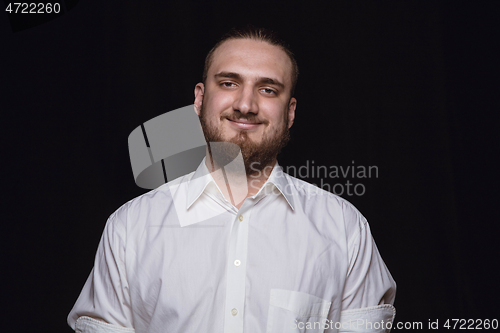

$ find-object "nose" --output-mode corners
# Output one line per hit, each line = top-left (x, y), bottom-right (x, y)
(232, 85), (259, 116)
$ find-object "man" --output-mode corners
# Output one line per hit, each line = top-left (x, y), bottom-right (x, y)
(68, 26), (396, 333)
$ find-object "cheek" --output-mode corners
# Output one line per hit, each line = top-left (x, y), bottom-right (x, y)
(207, 91), (233, 110)
(261, 101), (288, 125)
(204, 97), (234, 126)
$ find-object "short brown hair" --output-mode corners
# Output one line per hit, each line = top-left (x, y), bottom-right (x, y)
(203, 25), (299, 97)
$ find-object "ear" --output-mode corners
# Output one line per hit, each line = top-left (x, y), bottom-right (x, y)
(194, 83), (205, 116)
(287, 97), (297, 128)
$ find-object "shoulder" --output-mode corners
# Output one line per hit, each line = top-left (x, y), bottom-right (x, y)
(107, 171), (195, 231)
(283, 172), (367, 236)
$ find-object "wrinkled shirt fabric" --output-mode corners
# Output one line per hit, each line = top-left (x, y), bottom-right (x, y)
(68, 158), (396, 333)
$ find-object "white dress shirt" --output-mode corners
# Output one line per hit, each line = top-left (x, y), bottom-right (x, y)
(68, 157), (396, 333)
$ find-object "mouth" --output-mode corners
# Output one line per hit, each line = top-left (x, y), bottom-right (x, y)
(227, 118), (263, 130)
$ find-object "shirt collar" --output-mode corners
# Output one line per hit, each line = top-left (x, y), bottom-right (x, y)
(186, 156), (295, 211)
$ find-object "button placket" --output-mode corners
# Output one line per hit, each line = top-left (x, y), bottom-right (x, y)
(223, 208), (252, 333)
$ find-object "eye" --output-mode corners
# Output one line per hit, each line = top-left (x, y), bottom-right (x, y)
(261, 88), (277, 95)
(221, 82), (237, 88)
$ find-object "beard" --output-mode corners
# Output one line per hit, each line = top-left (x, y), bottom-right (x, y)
(198, 103), (291, 177)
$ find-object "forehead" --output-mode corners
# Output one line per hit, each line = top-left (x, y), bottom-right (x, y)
(209, 39), (293, 86)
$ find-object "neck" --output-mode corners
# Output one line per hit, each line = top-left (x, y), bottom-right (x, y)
(204, 151), (275, 209)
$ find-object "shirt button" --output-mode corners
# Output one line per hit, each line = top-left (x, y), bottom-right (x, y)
(238, 215), (243, 221)
(231, 308), (238, 316)
(234, 260), (241, 266)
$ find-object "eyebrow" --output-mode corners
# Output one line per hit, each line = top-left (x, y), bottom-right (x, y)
(214, 71), (285, 90)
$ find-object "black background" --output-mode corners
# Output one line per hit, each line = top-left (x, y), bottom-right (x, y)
(2, 1), (499, 332)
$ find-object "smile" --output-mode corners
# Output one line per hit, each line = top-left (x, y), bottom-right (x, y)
(227, 118), (262, 130)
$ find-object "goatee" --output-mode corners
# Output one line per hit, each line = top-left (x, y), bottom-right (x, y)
(198, 105), (290, 176)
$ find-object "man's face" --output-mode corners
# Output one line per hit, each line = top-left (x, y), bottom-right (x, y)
(194, 38), (296, 175)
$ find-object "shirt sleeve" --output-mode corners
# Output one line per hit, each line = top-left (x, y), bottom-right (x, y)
(67, 209), (134, 332)
(338, 203), (397, 332)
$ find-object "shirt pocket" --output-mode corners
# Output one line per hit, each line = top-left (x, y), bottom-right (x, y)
(266, 289), (332, 333)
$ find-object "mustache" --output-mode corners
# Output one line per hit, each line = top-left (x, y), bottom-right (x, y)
(222, 112), (267, 124)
